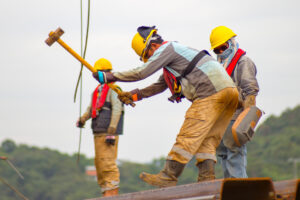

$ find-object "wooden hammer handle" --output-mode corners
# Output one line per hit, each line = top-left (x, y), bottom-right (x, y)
(56, 38), (96, 73)
(53, 36), (135, 107)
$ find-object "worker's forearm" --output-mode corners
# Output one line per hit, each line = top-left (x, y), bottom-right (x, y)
(238, 59), (259, 97)
(139, 75), (168, 98)
(108, 92), (123, 128)
(81, 105), (92, 122)
(113, 64), (155, 82)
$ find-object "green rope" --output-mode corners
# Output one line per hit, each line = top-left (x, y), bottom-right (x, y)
(0, 176), (29, 200)
(74, 0), (91, 103)
(76, 0), (91, 164)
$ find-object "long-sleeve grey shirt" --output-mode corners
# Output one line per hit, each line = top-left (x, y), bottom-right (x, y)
(231, 55), (259, 119)
(113, 41), (236, 102)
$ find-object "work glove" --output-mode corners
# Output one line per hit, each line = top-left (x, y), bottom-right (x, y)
(76, 117), (85, 128)
(105, 135), (116, 145)
(118, 91), (134, 105)
(118, 89), (142, 105)
(93, 71), (117, 84)
(243, 95), (256, 109)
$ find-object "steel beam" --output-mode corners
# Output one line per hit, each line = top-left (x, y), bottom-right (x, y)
(86, 178), (276, 200)
(274, 179), (300, 200)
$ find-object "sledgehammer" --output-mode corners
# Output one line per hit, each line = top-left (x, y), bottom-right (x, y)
(45, 27), (135, 107)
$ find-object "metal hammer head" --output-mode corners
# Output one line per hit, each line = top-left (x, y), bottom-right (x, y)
(45, 27), (64, 46)
(0, 156), (7, 160)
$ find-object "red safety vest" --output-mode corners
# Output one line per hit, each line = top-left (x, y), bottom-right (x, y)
(91, 84), (109, 118)
(226, 48), (246, 76)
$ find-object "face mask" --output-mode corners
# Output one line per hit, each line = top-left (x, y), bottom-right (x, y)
(219, 41), (234, 60)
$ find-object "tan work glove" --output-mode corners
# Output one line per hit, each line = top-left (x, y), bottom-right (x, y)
(76, 117), (85, 128)
(243, 95), (256, 109)
(118, 91), (134, 105)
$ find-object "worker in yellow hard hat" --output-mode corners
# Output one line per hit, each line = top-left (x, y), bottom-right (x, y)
(209, 26), (259, 178)
(93, 26), (238, 187)
(77, 58), (124, 197)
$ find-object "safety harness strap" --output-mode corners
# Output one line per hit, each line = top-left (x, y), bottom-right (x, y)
(163, 50), (210, 103)
(181, 50), (210, 78)
(226, 48), (246, 76)
(92, 84), (109, 118)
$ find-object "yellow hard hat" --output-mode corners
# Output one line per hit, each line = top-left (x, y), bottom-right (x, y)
(210, 26), (237, 50)
(131, 26), (157, 62)
(94, 58), (112, 71)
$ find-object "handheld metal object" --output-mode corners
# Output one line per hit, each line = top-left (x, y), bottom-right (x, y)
(45, 27), (135, 107)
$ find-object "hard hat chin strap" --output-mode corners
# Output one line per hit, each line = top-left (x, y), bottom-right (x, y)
(140, 33), (163, 61)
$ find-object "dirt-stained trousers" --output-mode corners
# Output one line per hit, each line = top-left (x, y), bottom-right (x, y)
(94, 134), (119, 192)
(167, 87), (239, 165)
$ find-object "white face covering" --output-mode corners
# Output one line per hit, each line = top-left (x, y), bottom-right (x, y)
(217, 37), (239, 68)
(219, 41), (234, 60)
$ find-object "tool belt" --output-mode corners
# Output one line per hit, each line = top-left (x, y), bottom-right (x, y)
(163, 50), (210, 103)
(227, 106), (262, 148)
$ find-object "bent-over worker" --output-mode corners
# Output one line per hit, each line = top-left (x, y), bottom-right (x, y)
(93, 26), (238, 187)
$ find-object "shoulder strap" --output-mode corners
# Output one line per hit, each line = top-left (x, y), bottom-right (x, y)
(182, 50), (210, 78)
(91, 84), (110, 118)
(226, 48), (246, 76)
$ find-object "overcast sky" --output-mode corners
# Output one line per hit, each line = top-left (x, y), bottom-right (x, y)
(0, 0), (299, 163)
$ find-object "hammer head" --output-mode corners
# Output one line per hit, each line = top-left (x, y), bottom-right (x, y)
(0, 156), (7, 160)
(45, 27), (64, 46)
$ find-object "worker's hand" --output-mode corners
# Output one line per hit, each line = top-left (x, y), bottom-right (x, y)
(118, 91), (134, 105)
(107, 127), (117, 135)
(243, 95), (256, 109)
(118, 89), (142, 105)
(105, 135), (116, 145)
(93, 71), (107, 84)
(93, 71), (117, 84)
(76, 118), (85, 128)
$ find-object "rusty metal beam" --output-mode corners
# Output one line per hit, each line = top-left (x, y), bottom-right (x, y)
(274, 179), (300, 200)
(86, 178), (276, 200)
(87, 180), (222, 200)
(297, 180), (300, 200)
(221, 178), (276, 200)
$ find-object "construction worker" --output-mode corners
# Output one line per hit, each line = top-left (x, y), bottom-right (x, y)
(93, 26), (238, 187)
(210, 26), (259, 178)
(76, 58), (124, 196)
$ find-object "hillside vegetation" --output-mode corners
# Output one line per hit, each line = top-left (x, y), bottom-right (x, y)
(0, 105), (299, 199)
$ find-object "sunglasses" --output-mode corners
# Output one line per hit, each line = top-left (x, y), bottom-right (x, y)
(213, 43), (229, 54)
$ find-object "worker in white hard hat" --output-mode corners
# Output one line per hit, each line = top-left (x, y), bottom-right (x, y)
(77, 58), (124, 196)
(209, 26), (259, 178)
(93, 26), (238, 187)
